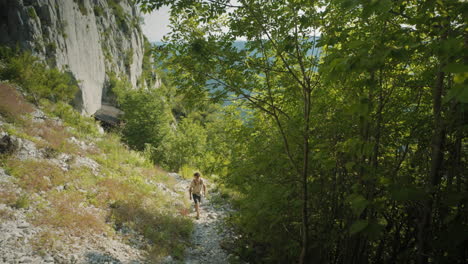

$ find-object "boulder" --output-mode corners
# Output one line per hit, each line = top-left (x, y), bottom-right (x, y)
(0, 134), (17, 154)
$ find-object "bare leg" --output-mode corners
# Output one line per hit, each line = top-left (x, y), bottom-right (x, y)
(195, 203), (200, 218)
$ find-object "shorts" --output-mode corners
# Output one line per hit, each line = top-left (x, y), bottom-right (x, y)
(192, 194), (202, 204)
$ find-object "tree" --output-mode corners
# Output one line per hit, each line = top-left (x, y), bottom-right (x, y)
(136, 0), (468, 263)
(138, 0), (324, 262)
(112, 75), (171, 152)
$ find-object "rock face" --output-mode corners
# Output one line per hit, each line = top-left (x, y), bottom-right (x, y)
(0, 0), (146, 115)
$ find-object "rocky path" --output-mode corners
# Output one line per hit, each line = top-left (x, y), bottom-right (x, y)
(173, 176), (231, 264)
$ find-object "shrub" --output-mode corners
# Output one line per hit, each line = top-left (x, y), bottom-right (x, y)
(73, 0), (88, 16)
(93, 5), (105, 17)
(0, 48), (79, 104)
(0, 83), (34, 122)
(111, 75), (171, 153)
(40, 100), (100, 138)
(14, 194), (30, 209)
(27, 7), (38, 20)
(124, 48), (134, 72)
(31, 230), (60, 253)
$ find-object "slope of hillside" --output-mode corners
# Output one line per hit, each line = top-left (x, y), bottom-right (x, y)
(0, 82), (193, 263)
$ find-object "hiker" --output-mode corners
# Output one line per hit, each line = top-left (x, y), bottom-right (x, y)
(189, 172), (206, 219)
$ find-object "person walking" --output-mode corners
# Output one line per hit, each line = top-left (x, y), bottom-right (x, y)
(189, 172), (206, 219)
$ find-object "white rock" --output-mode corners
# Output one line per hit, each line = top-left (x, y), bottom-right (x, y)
(43, 255), (54, 263)
(17, 222), (30, 229)
(73, 156), (100, 175)
(0, 167), (12, 183)
(19, 256), (33, 263)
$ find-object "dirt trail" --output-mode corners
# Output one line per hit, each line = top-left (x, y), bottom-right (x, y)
(174, 176), (231, 264)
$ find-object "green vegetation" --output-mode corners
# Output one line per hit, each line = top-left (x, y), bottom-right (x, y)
(110, 72), (171, 152)
(0, 46), (193, 260)
(73, 0), (88, 16)
(109, 0), (130, 33)
(27, 7), (38, 20)
(124, 48), (134, 73)
(0, 47), (78, 105)
(138, 37), (155, 88)
(93, 5), (105, 17)
(135, 0), (468, 263)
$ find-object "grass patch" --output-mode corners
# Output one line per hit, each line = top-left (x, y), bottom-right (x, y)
(1, 123), (39, 144)
(31, 230), (61, 254)
(24, 119), (80, 154)
(110, 197), (193, 260)
(0, 207), (15, 220)
(41, 100), (100, 139)
(0, 182), (18, 206)
(0, 83), (34, 122)
(6, 158), (66, 192)
(35, 190), (107, 235)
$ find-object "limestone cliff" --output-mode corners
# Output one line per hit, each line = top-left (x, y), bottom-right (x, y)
(0, 0), (146, 115)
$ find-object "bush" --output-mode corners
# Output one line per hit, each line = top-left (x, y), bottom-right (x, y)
(41, 100), (100, 138)
(0, 48), (79, 104)
(111, 73), (171, 153)
(93, 5), (105, 17)
(14, 194), (30, 209)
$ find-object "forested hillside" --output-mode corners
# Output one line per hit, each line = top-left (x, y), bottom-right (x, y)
(129, 0), (466, 263)
(0, 0), (466, 263)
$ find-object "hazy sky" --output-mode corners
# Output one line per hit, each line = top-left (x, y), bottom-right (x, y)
(141, 6), (171, 43)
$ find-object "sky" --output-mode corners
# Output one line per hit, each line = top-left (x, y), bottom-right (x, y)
(141, 6), (171, 43)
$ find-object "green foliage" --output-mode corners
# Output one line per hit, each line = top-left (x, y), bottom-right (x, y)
(138, 0), (468, 263)
(27, 7), (38, 20)
(110, 73), (171, 152)
(157, 117), (207, 171)
(124, 48), (134, 72)
(138, 38), (156, 88)
(0, 48), (79, 104)
(108, 0), (130, 33)
(73, 0), (88, 16)
(14, 194), (30, 209)
(40, 100), (100, 137)
(93, 5), (105, 17)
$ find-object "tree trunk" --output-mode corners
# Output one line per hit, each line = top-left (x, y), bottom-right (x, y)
(417, 66), (446, 264)
(299, 90), (311, 264)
